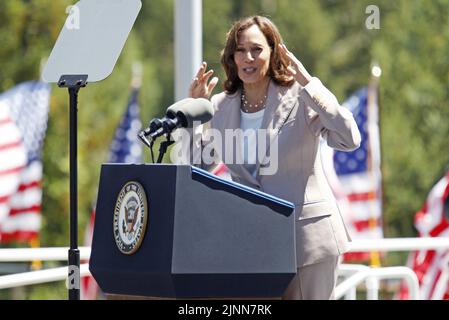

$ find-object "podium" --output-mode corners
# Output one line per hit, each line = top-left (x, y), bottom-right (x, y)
(89, 164), (296, 298)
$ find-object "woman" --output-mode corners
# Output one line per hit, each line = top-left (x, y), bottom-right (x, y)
(187, 15), (361, 300)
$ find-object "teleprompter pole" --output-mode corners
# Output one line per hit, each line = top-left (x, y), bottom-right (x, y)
(58, 75), (88, 301)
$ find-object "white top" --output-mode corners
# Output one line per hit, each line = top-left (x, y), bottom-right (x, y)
(240, 108), (265, 177)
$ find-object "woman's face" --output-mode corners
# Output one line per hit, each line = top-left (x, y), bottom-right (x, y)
(234, 24), (271, 86)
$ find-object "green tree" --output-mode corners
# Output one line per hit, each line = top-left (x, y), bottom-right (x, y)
(373, 0), (449, 238)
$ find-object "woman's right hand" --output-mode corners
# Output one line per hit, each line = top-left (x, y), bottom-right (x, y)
(189, 62), (219, 99)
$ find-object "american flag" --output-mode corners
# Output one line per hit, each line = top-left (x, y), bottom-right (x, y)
(321, 85), (383, 262)
(81, 87), (142, 299)
(106, 88), (143, 164)
(0, 81), (51, 243)
(398, 171), (449, 300)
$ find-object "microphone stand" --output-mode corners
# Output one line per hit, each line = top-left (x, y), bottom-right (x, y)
(156, 134), (175, 163)
(138, 130), (174, 164)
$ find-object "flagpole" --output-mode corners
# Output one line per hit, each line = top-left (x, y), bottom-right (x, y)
(368, 62), (382, 268)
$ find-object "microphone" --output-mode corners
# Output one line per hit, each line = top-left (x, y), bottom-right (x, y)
(141, 98), (214, 141)
(166, 97), (214, 128)
(141, 98), (194, 136)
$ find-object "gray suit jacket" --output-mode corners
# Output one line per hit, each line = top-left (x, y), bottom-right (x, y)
(178, 77), (361, 267)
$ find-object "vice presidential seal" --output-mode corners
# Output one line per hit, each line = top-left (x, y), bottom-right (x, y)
(113, 181), (148, 255)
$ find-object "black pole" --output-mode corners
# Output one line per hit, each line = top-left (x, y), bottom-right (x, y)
(58, 75), (87, 301)
(68, 86), (80, 300)
(157, 137), (174, 164)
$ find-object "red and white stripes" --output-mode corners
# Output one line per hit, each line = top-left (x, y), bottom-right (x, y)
(399, 172), (449, 300)
(0, 102), (41, 243)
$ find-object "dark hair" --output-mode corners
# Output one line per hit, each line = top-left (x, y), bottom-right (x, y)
(220, 16), (294, 94)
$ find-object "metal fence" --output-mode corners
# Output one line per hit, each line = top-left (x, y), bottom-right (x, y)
(1, 237), (449, 299)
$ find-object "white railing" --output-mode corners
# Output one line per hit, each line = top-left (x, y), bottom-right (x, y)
(348, 237), (449, 252)
(0, 247), (92, 290)
(0, 264), (91, 289)
(0, 238), (448, 299)
(335, 237), (449, 300)
(336, 264), (420, 300)
(0, 246), (91, 262)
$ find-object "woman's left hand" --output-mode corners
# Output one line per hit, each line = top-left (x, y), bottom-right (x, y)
(279, 43), (312, 87)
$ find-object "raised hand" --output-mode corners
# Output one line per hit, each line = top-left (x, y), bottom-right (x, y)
(189, 62), (219, 99)
(278, 43), (312, 87)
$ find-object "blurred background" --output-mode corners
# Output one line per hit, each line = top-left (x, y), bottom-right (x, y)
(0, 0), (448, 299)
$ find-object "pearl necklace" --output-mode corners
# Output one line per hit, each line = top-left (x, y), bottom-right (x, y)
(241, 89), (267, 112)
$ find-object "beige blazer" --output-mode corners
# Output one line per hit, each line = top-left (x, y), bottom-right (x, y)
(181, 77), (361, 267)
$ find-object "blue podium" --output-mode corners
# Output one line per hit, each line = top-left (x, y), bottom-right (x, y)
(89, 164), (296, 298)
